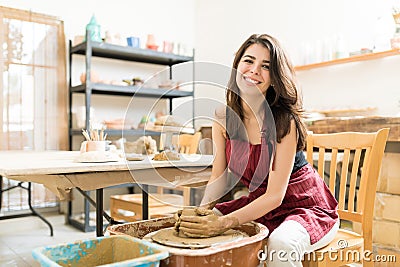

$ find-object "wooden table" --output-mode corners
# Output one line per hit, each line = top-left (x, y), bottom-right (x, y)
(0, 151), (213, 236)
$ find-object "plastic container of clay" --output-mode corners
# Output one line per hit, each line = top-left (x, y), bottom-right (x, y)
(107, 217), (269, 267)
(32, 235), (169, 267)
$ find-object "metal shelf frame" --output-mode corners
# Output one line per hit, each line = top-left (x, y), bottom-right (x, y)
(70, 40), (193, 65)
(70, 83), (193, 98)
(67, 31), (195, 232)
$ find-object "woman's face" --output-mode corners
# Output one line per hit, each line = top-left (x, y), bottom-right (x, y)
(236, 43), (271, 96)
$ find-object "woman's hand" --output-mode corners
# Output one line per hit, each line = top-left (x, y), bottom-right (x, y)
(178, 207), (239, 238)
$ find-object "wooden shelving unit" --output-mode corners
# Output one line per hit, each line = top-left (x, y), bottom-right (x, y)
(295, 49), (400, 71)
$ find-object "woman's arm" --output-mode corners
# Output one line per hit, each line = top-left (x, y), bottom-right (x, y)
(226, 120), (298, 224)
(200, 120), (229, 208)
(179, 120), (298, 237)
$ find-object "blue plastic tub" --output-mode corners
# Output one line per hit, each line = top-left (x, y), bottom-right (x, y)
(32, 235), (169, 267)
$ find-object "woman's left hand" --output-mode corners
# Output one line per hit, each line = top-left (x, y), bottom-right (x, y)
(178, 208), (239, 238)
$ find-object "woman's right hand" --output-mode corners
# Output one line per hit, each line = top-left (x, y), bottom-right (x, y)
(178, 208), (239, 238)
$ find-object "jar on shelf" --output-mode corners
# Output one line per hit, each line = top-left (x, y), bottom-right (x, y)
(390, 30), (400, 49)
(146, 34), (159, 50)
(334, 35), (348, 59)
(86, 15), (102, 42)
(391, 12), (400, 49)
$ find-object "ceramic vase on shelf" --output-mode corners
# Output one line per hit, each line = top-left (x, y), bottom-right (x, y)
(86, 15), (102, 42)
(391, 12), (400, 49)
(146, 34), (159, 50)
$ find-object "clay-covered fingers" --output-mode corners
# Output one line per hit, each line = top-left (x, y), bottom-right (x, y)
(194, 207), (214, 216)
(173, 209), (183, 222)
(179, 217), (207, 228)
(179, 225), (214, 237)
(179, 220), (220, 238)
(179, 215), (223, 237)
(173, 209), (183, 232)
(180, 214), (240, 238)
(179, 214), (207, 223)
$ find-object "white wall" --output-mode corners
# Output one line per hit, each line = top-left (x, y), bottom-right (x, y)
(194, 0), (400, 118)
(1, 0), (196, 129)
(1, 0), (195, 46)
(2, 0), (400, 127)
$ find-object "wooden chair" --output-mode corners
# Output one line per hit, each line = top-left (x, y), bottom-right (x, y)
(172, 132), (202, 154)
(302, 128), (389, 267)
(110, 132), (202, 222)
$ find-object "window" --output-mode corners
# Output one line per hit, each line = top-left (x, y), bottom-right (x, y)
(0, 6), (67, 211)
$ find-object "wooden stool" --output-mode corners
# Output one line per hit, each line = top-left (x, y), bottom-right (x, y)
(110, 193), (184, 222)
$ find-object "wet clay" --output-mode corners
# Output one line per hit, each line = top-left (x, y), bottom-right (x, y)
(175, 208), (196, 237)
(107, 218), (270, 267)
(153, 151), (180, 161)
(148, 227), (248, 249)
(175, 207), (225, 238)
(108, 217), (176, 238)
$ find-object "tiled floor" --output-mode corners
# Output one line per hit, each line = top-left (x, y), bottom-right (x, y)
(0, 212), (398, 266)
(0, 212), (95, 266)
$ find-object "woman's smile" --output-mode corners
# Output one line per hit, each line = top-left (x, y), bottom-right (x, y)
(243, 75), (262, 85)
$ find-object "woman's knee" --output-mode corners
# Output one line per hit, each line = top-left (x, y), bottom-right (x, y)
(267, 221), (310, 260)
(267, 232), (298, 252)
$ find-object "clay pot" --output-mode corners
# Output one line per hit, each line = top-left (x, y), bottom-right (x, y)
(80, 71), (100, 84)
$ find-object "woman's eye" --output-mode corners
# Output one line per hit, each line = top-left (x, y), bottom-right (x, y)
(243, 59), (253, 64)
(262, 65), (270, 70)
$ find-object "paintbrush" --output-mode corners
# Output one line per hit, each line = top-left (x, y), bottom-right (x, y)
(82, 129), (91, 141)
(100, 129), (104, 141)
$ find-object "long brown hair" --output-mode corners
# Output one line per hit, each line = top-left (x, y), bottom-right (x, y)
(226, 34), (307, 151)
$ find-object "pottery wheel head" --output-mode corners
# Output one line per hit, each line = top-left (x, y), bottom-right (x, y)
(145, 227), (248, 249)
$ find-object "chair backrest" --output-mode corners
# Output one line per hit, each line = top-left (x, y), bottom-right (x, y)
(306, 128), (389, 250)
(156, 132), (202, 205)
(173, 132), (202, 154)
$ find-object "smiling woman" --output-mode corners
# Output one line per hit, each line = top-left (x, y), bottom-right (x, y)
(178, 34), (339, 267)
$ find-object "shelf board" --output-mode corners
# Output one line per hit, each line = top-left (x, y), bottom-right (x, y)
(70, 129), (162, 136)
(70, 127), (195, 136)
(70, 41), (193, 65)
(144, 125), (195, 134)
(295, 49), (400, 71)
(70, 83), (194, 98)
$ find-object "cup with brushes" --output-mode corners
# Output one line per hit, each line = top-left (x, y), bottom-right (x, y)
(75, 128), (119, 163)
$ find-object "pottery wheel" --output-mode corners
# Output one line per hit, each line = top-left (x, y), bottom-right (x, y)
(144, 227), (248, 249)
